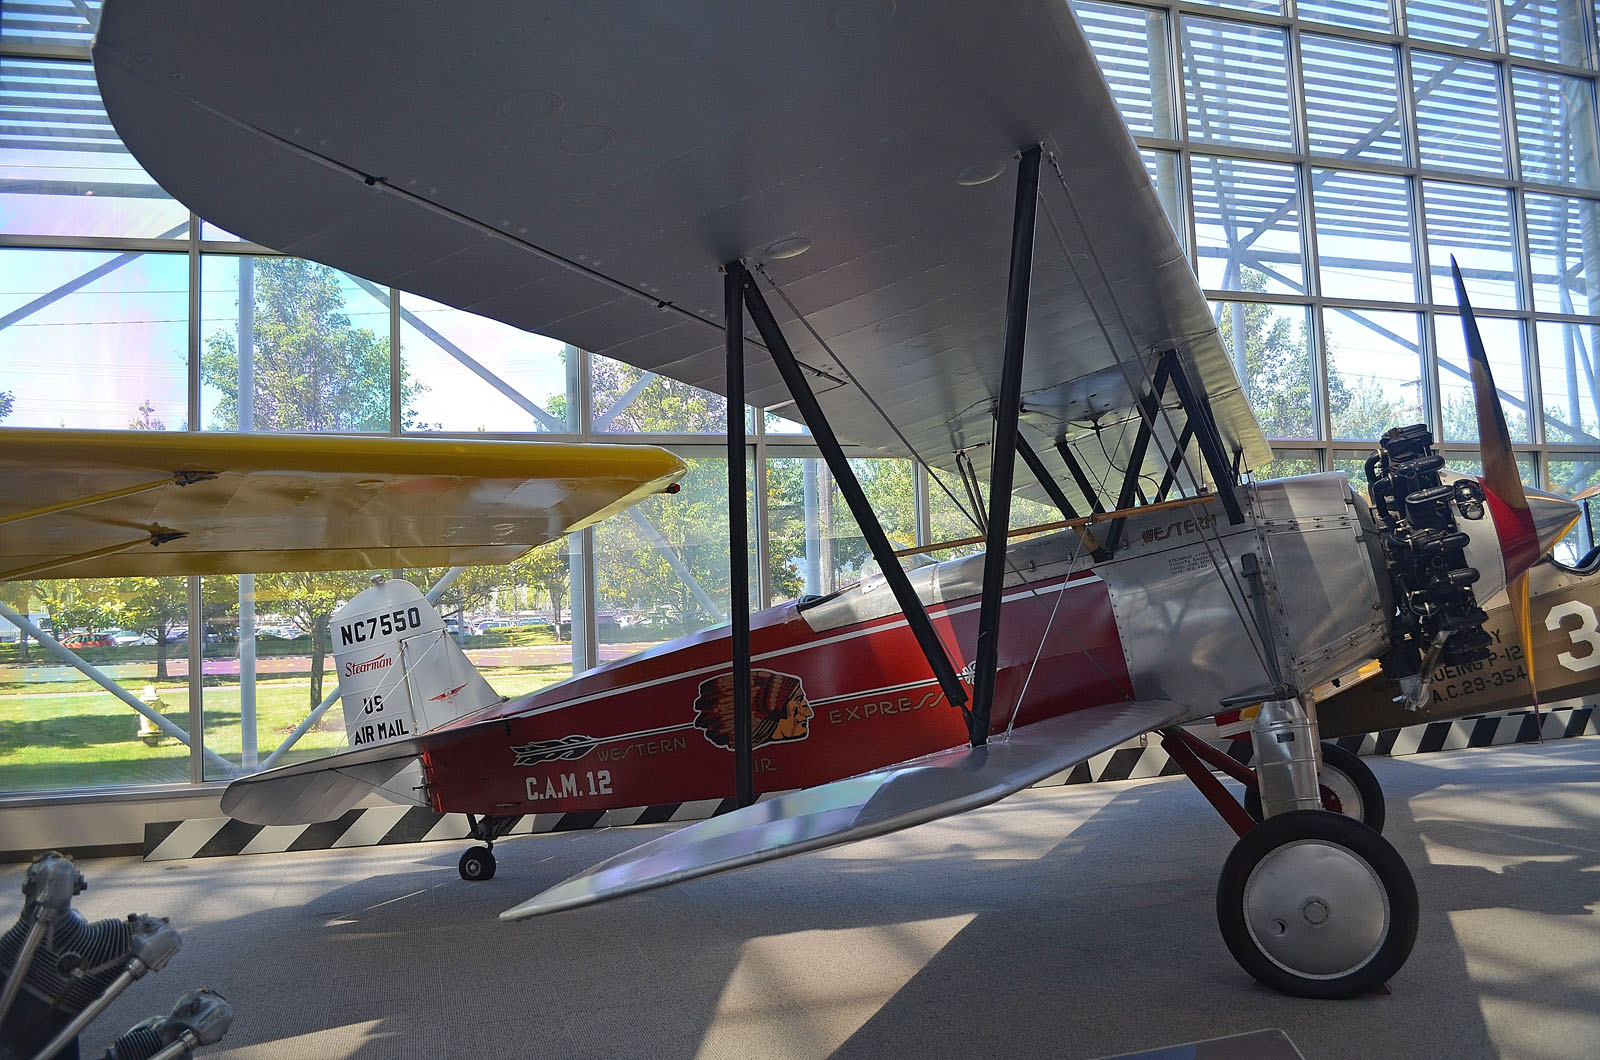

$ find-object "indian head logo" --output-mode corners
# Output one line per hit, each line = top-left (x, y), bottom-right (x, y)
(694, 669), (813, 750)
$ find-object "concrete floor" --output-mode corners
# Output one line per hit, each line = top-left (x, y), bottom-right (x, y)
(10, 737), (1598, 1060)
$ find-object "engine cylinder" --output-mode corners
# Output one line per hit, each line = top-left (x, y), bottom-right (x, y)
(1365, 424), (1494, 680)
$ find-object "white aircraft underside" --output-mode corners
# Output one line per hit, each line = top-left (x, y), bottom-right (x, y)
(92, 0), (1271, 505)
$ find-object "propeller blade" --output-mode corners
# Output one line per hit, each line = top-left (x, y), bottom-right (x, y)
(1451, 256), (1540, 577)
(1509, 570), (1542, 728)
(1452, 256), (1574, 731)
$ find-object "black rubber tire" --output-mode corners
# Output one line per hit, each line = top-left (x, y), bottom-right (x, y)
(459, 846), (496, 881)
(1217, 810), (1418, 998)
(1243, 742), (1386, 833)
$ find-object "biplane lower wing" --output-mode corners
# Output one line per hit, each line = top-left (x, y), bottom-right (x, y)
(219, 739), (425, 826)
(501, 698), (1188, 921)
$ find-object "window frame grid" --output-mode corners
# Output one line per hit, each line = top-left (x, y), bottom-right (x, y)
(1134, 0), (1600, 468)
(6, 1), (1600, 800)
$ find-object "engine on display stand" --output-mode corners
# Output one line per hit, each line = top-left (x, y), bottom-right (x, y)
(0, 853), (232, 1060)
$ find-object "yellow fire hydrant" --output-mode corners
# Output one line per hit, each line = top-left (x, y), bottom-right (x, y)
(138, 685), (165, 742)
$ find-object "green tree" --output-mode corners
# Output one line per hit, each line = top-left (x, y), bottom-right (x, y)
(1217, 276), (1405, 445)
(201, 258), (424, 431)
(0, 581), (36, 661)
(814, 460), (917, 582)
(508, 542), (570, 637)
(200, 258), (431, 707)
(256, 570), (375, 708)
(567, 359), (736, 629)
(104, 577), (234, 681)
(1330, 375), (1411, 444)
(403, 566), (511, 626)
(1441, 390), (1529, 445)
(110, 578), (184, 678)
(1218, 299), (1318, 439)
(128, 398), (165, 431)
(766, 457), (997, 601)
(581, 357), (727, 434)
(596, 459), (731, 630)
(0, 390), (12, 421)
(764, 458), (807, 602)
(31, 580), (111, 639)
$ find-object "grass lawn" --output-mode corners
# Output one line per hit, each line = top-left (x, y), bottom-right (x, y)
(0, 662), (572, 794)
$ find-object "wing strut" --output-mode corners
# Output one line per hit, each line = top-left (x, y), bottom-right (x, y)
(1016, 435), (1105, 559)
(1101, 357), (1172, 554)
(1156, 422), (1197, 503)
(733, 262), (971, 719)
(724, 267), (755, 809)
(969, 145), (1043, 746)
(1100, 346), (1246, 554)
(1053, 437), (1107, 516)
(1160, 347), (1245, 525)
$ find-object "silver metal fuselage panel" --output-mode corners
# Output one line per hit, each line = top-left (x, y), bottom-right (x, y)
(1098, 474), (1389, 712)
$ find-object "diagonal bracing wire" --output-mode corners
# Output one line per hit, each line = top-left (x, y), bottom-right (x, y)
(1041, 151), (1277, 687)
(752, 245), (1140, 713)
(750, 262), (985, 535)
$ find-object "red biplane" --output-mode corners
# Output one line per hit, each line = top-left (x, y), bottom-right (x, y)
(85, 0), (1586, 998)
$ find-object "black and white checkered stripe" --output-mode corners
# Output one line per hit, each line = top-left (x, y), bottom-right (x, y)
(144, 705), (1597, 861)
(145, 793), (796, 861)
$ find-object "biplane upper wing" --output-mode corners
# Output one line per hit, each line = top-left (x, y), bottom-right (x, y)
(92, 0), (1272, 511)
(0, 428), (685, 579)
(501, 698), (1188, 920)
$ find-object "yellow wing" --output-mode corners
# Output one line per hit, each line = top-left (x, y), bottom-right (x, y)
(0, 429), (685, 580)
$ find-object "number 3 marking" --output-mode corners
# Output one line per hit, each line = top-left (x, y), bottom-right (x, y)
(1547, 600), (1600, 672)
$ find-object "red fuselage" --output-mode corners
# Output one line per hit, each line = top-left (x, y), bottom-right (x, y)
(421, 571), (1130, 816)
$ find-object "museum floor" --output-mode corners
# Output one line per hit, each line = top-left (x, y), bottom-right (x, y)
(14, 737), (1598, 1059)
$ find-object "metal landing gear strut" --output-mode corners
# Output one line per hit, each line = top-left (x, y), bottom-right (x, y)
(1161, 697), (1417, 998)
(1243, 741), (1386, 833)
(459, 814), (518, 881)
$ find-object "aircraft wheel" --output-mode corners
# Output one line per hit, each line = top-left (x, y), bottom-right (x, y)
(459, 846), (496, 882)
(1244, 742), (1385, 832)
(1216, 810), (1417, 999)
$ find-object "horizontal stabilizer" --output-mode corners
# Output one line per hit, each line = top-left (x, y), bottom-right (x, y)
(501, 698), (1187, 921)
(220, 740), (424, 825)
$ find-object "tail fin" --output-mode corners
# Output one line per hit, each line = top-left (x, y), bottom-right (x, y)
(331, 577), (501, 749)
(222, 579), (500, 825)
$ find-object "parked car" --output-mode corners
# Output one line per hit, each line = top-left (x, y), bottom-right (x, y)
(104, 628), (156, 647)
(60, 632), (115, 649)
(255, 625), (305, 640)
(557, 615), (618, 638)
(166, 624), (225, 644)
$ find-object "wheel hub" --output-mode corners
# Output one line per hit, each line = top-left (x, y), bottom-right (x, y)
(1243, 839), (1389, 978)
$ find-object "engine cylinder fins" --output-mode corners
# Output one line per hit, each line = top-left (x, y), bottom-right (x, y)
(1366, 424), (1495, 677)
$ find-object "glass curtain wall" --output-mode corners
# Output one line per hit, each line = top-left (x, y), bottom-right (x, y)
(6, 0), (1600, 796)
(1076, 0), (1600, 535)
